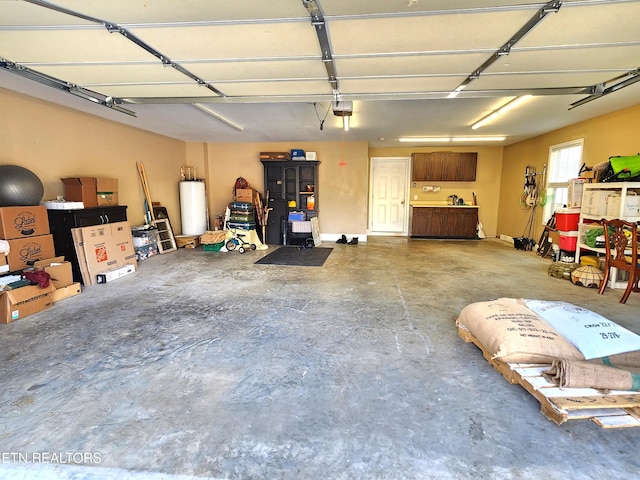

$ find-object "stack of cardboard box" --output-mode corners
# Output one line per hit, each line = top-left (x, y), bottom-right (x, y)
(0, 206), (58, 323)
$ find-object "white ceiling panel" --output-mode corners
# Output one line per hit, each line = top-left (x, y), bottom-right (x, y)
(184, 59), (328, 82)
(518, 3), (640, 47)
(50, 0), (310, 24)
(472, 71), (624, 90)
(211, 80), (333, 97)
(1, 0), (639, 148)
(0, 29), (155, 63)
(92, 83), (222, 98)
(32, 63), (191, 86)
(335, 53), (490, 77)
(130, 23), (321, 60)
(320, 0), (542, 16)
(0, 1), (92, 26)
(340, 77), (463, 95)
(328, 10), (534, 55)
(486, 45), (640, 74)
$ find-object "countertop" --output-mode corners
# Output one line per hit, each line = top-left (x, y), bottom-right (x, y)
(410, 201), (479, 208)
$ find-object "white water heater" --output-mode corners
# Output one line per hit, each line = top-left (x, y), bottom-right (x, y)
(179, 180), (207, 235)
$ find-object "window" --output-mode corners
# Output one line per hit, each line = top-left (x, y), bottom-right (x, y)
(543, 139), (584, 222)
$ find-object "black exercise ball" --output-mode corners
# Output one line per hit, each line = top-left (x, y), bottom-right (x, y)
(0, 164), (45, 206)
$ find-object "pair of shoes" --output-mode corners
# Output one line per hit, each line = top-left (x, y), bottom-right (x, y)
(348, 237), (358, 245)
(336, 234), (347, 244)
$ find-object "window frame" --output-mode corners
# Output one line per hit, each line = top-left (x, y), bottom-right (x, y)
(543, 139), (584, 223)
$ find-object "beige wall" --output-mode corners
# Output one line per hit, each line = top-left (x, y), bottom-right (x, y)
(498, 103), (640, 242)
(369, 146), (504, 237)
(1, 88), (187, 230)
(4, 85), (639, 243)
(187, 141), (370, 237)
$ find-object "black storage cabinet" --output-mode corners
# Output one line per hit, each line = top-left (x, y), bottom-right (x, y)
(261, 160), (319, 245)
(47, 206), (128, 284)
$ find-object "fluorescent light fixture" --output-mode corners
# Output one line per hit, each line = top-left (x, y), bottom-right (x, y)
(193, 103), (245, 132)
(398, 137), (450, 143)
(472, 95), (531, 129)
(452, 136), (506, 142)
(399, 136), (505, 142)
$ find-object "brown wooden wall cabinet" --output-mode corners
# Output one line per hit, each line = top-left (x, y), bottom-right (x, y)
(411, 152), (477, 181)
(410, 207), (478, 238)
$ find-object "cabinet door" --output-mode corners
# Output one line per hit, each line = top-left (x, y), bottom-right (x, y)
(456, 153), (477, 181)
(449, 208), (478, 238)
(264, 164), (284, 199)
(411, 208), (428, 236)
(411, 153), (429, 181)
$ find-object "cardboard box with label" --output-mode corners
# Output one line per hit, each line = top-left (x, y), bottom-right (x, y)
(72, 221), (136, 286)
(6, 234), (56, 271)
(235, 188), (254, 203)
(0, 283), (54, 324)
(61, 177), (119, 208)
(0, 205), (50, 240)
(96, 177), (119, 206)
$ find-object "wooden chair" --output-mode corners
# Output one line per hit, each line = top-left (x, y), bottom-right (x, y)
(598, 218), (640, 303)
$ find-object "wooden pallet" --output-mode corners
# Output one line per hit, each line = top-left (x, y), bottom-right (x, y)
(458, 325), (640, 429)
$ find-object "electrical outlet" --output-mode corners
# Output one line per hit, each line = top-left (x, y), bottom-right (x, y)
(433, 186), (441, 192)
(412, 182), (417, 187)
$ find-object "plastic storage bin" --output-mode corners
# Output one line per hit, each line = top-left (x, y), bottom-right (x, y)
(555, 208), (581, 231)
(558, 230), (578, 251)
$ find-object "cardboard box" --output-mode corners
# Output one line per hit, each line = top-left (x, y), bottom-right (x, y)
(52, 282), (81, 302)
(32, 256), (73, 289)
(199, 230), (226, 245)
(567, 178), (586, 208)
(61, 177), (118, 208)
(582, 190), (609, 216)
(6, 234), (56, 271)
(0, 254), (7, 274)
(96, 177), (118, 206)
(0, 283), (54, 324)
(62, 177), (97, 208)
(175, 235), (200, 249)
(71, 228), (91, 286)
(0, 205), (50, 239)
(235, 188), (254, 203)
(72, 221), (136, 286)
(96, 264), (136, 283)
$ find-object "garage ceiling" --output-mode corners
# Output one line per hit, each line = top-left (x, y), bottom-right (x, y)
(1, 0), (639, 147)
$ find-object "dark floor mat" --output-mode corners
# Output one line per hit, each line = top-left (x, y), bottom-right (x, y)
(254, 246), (333, 266)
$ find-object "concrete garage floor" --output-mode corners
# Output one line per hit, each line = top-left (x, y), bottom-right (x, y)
(1, 237), (639, 480)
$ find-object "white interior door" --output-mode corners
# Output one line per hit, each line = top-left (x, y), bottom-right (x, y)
(369, 157), (411, 234)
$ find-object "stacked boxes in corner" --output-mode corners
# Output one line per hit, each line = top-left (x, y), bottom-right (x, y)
(0, 205), (57, 323)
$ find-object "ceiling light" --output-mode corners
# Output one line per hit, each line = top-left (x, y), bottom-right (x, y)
(398, 137), (450, 143)
(193, 103), (245, 132)
(343, 116), (350, 132)
(452, 136), (506, 142)
(398, 136), (506, 142)
(472, 95), (531, 129)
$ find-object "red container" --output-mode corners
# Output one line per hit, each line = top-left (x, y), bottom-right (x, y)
(558, 230), (578, 251)
(555, 208), (581, 231)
